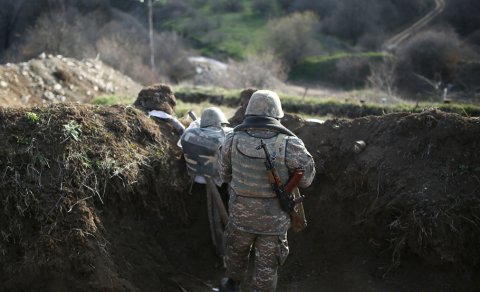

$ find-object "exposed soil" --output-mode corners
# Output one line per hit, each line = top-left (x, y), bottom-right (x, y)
(1, 91), (480, 291)
(0, 53), (141, 107)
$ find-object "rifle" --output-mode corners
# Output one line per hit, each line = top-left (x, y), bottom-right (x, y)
(256, 139), (307, 232)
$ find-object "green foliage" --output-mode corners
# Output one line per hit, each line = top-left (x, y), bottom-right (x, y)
(175, 100), (237, 120)
(24, 112), (40, 124)
(16, 136), (33, 145)
(265, 11), (320, 67)
(33, 153), (50, 168)
(289, 52), (388, 87)
(63, 121), (82, 142)
(166, 6), (268, 59)
(174, 86), (480, 119)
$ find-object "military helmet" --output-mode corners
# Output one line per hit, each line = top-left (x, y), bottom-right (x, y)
(200, 107), (229, 128)
(244, 90), (284, 118)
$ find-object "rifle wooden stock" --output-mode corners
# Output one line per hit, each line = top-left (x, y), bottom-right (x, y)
(285, 169), (305, 193)
(258, 140), (307, 232)
(287, 170), (307, 232)
(290, 190), (307, 233)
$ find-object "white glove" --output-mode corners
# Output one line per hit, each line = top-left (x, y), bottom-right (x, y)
(148, 110), (172, 120)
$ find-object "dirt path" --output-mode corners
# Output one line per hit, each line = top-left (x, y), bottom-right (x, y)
(383, 0), (446, 50)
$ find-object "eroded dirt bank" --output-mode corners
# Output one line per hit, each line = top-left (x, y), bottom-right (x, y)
(1, 104), (479, 291)
(0, 54), (141, 107)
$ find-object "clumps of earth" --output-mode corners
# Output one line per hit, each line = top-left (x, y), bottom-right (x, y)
(1, 82), (480, 290)
(0, 53), (141, 107)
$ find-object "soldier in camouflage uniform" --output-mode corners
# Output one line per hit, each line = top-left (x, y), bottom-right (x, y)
(180, 107), (232, 182)
(218, 90), (316, 292)
(179, 107), (232, 255)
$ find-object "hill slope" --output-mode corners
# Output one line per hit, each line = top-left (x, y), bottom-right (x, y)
(0, 54), (141, 107)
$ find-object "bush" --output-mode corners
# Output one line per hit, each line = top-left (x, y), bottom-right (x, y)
(251, 0), (278, 16)
(154, 31), (195, 83)
(367, 57), (397, 97)
(322, 0), (379, 45)
(289, 52), (386, 88)
(290, 0), (337, 18)
(189, 53), (285, 89)
(442, 0), (480, 36)
(19, 8), (99, 59)
(265, 11), (320, 68)
(320, 0), (431, 46)
(225, 53), (286, 88)
(335, 56), (373, 88)
(395, 29), (464, 96)
(96, 34), (159, 85)
(210, 0), (244, 13)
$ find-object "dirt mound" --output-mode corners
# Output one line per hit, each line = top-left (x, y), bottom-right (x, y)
(282, 110), (480, 291)
(133, 84), (177, 115)
(0, 104), (203, 291)
(1, 102), (480, 291)
(0, 54), (141, 107)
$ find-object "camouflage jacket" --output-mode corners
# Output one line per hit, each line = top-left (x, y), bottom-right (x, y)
(219, 129), (316, 235)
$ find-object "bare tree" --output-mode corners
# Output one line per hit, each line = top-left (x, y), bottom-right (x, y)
(367, 58), (397, 97)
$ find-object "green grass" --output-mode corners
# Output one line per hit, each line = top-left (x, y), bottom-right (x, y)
(289, 52), (390, 86)
(90, 95), (134, 106)
(175, 100), (238, 120)
(87, 87), (480, 120)
(24, 112), (40, 124)
(173, 86), (480, 119)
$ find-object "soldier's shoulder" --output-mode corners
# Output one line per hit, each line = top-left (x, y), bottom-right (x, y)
(285, 135), (306, 146)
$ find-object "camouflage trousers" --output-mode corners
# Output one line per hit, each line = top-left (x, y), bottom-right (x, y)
(224, 223), (289, 292)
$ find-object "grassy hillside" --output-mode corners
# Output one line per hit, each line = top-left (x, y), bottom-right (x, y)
(289, 52), (389, 87)
(160, 1), (268, 59)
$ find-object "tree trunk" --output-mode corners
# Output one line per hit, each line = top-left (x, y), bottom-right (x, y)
(148, 0), (155, 72)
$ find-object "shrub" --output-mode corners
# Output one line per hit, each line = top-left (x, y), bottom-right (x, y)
(289, 52), (386, 88)
(442, 0), (480, 36)
(24, 112), (40, 124)
(210, 0), (244, 13)
(265, 11), (320, 68)
(189, 53), (285, 89)
(20, 8), (98, 59)
(96, 34), (159, 85)
(154, 31), (195, 83)
(367, 57), (397, 97)
(395, 29), (464, 96)
(290, 0), (337, 18)
(251, 0), (278, 16)
(335, 56), (373, 88)
(225, 53), (286, 88)
(322, 0), (379, 45)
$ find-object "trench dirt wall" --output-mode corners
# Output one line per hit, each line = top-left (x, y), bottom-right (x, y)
(1, 104), (479, 291)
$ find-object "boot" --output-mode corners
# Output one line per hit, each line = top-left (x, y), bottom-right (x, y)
(218, 277), (240, 292)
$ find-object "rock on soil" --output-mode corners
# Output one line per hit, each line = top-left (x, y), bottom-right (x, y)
(0, 102), (480, 291)
(0, 53), (142, 107)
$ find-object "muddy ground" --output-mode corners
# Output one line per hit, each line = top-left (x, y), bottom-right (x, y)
(1, 98), (480, 291)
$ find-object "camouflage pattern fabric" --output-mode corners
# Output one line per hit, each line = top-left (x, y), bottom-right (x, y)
(218, 128), (315, 291)
(230, 132), (289, 198)
(180, 126), (232, 179)
(224, 223), (289, 292)
(245, 90), (284, 118)
(219, 129), (315, 235)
